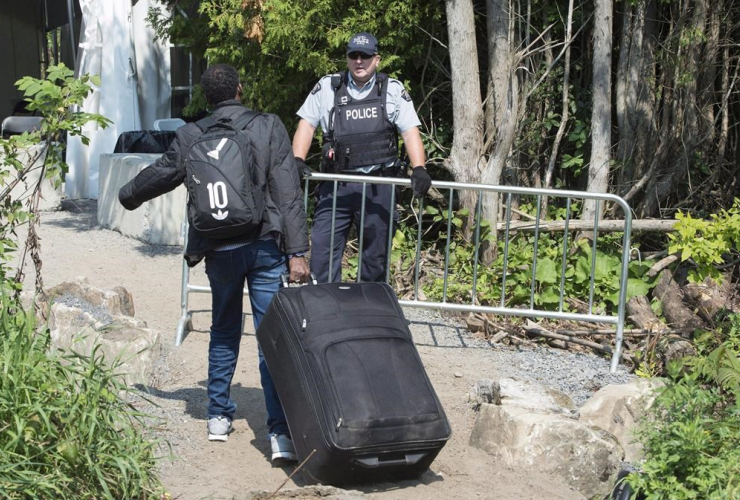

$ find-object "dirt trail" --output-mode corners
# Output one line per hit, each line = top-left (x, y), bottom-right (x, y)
(20, 200), (586, 500)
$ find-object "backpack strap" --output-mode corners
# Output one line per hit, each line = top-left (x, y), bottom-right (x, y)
(194, 116), (218, 131)
(194, 110), (260, 132)
(231, 110), (261, 130)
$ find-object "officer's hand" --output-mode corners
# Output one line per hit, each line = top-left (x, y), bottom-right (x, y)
(288, 256), (310, 283)
(295, 157), (312, 178)
(410, 166), (432, 197)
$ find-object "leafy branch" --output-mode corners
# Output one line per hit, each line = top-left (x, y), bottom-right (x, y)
(0, 64), (111, 303)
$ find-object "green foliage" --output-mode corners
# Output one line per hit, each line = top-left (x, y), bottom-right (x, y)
(147, 0), (447, 143)
(382, 199), (655, 314)
(628, 313), (740, 498)
(0, 64), (111, 293)
(426, 215), (651, 312)
(690, 312), (740, 401)
(0, 294), (165, 499)
(0, 67), (162, 499)
(628, 363), (740, 499)
(667, 200), (740, 283)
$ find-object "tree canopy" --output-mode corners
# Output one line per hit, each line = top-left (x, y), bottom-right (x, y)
(149, 0), (740, 217)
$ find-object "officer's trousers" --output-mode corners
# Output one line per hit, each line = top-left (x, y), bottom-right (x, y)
(310, 180), (394, 283)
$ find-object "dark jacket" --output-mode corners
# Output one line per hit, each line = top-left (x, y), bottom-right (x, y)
(119, 101), (309, 266)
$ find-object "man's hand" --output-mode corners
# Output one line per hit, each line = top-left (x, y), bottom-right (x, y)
(288, 256), (310, 283)
(410, 166), (432, 197)
(295, 157), (312, 178)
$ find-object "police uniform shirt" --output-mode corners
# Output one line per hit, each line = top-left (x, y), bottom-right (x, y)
(297, 73), (421, 171)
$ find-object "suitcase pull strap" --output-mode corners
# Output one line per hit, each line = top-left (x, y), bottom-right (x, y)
(352, 452), (427, 469)
(280, 273), (318, 288)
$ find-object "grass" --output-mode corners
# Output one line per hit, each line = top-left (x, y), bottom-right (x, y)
(0, 294), (166, 500)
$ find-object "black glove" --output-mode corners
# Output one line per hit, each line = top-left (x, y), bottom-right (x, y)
(410, 166), (432, 197)
(295, 157), (312, 178)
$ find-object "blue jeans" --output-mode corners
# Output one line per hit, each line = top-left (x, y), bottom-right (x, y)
(204, 239), (289, 437)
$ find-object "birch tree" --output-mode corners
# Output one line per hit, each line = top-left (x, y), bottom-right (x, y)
(583, 0), (612, 222)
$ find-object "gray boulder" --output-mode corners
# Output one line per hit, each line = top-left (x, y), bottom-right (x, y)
(43, 279), (159, 385)
(579, 379), (663, 462)
(469, 378), (622, 499)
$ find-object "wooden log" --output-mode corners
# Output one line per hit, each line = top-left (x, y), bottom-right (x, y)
(683, 273), (737, 322)
(496, 219), (677, 233)
(491, 330), (510, 343)
(626, 295), (665, 331)
(653, 270), (705, 336)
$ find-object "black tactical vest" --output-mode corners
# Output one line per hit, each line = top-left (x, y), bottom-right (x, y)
(326, 71), (398, 171)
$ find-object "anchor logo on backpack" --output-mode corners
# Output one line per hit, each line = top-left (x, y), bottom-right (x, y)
(185, 111), (264, 239)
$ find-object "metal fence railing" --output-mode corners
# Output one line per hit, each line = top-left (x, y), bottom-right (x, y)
(176, 172), (633, 373)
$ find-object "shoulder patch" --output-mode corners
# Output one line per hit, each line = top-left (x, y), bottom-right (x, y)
(401, 89), (412, 102)
(310, 82), (322, 95)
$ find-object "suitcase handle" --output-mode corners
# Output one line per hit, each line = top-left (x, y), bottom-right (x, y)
(351, 452), (427, 469)
(280, 273), (318, 288)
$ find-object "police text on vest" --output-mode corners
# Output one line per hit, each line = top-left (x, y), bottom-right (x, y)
(346, 108), (378, 120)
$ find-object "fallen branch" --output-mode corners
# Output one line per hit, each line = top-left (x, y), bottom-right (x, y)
(267, 449), (317, 499)
(491, 330), (510, 343)
(647, 254), (679, 277)
(525, 320), (611, 352)
(554, 328), (671, 337)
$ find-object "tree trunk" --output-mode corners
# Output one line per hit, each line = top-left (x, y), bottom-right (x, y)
(480, 0), (521, 261)
(486, 0), (511, 143)
(615, 0), (657, 195)
(639, 0), (707, 216)
(583, 0), (613, 222)
(444, 0), (484, 218)
(543, 0), (574, 192)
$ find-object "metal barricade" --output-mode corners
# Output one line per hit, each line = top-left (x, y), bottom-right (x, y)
(176, 172), (633, 374)
(174, 215), (249, 347)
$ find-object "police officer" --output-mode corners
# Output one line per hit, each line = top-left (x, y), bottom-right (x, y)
(293, 32), (432, 283)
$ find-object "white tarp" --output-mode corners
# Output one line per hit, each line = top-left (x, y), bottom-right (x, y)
(65, 0), (170, 199)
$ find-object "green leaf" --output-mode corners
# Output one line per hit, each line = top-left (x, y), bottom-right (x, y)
(626, 278), (652, 300)
(535, 258), (558, 284)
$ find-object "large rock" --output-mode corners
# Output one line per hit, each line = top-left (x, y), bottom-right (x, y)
(43, 279), (160, 385)
(46, 277), (135, 317)
(579, 379), (663, 463)
(469, 378), (576, 414)
(470, 404), (622, 499)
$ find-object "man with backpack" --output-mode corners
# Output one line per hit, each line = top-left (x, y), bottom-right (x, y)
(119, 64), (309, 462)
(292, 32), (432, 283)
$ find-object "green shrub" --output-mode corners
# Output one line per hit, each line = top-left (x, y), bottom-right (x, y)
(668, 199), (740, 283)
(0, 294), (165, 500)
(628, 314), (740, 499)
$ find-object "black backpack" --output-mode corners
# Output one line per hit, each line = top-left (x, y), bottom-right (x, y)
(184, 111), (264, 239)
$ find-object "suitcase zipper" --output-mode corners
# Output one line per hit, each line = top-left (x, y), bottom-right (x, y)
(277, 296), (345, 443)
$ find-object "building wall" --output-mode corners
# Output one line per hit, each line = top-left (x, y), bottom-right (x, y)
(0, 4), (42, 119)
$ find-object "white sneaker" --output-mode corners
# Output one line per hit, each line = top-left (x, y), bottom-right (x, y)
(270, 434), (297, 462)
(207, 416), (232, 442)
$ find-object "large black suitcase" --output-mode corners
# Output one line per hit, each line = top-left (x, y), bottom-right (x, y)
(256, 281), (451, 485)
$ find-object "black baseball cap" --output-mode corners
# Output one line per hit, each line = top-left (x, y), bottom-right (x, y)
(346, 32), (378, 56)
